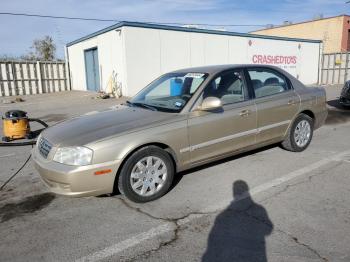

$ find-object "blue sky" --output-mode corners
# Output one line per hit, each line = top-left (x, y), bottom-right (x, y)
(0, 0), (348, 58)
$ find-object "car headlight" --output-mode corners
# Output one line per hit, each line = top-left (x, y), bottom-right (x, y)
(53, 146), (93, 166)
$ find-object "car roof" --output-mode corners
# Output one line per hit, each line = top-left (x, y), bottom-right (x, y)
(171, 64), (282, 75)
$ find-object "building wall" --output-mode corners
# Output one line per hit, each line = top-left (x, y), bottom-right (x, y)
(341, 17), (350, 52)
(253, 16), (348, 53)
(67, 29), (126, 94)
(123, 26), (321, 96)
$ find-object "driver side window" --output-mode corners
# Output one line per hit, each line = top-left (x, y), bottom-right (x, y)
(202, 70), (248, 105)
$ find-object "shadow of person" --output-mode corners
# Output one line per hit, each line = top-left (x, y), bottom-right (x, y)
(202, 180), (273, 262)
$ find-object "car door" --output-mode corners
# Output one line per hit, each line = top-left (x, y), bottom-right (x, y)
(246, 67), (300, 144)
(186, 69), (257, 165)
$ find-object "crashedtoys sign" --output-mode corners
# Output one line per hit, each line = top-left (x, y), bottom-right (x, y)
(252, 55), (297, 65)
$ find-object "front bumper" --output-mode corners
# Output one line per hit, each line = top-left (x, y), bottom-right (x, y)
(32, 148), (121, 197)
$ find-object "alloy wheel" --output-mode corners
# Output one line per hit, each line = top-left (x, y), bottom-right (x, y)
(294, 120), (311, 147)
(130, 156), (167, 196)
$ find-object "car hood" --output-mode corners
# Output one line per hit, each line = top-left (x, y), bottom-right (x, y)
(42, 105), (175, 146)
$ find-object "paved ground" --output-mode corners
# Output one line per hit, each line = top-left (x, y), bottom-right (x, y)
(0, 85), (349, 262)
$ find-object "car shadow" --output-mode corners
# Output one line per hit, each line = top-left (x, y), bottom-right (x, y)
(326, 99), (350, 125)
(202, 180), (273, 262)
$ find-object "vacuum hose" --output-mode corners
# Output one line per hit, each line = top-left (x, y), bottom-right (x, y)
(28, 118), (49, 128)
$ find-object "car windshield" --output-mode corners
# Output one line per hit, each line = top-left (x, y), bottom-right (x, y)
(130, 72), (208, 112)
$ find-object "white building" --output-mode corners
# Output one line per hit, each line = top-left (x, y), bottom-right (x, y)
(66, 22), (322, 97)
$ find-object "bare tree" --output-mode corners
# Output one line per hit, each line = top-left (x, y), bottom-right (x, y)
(27, 36), (57, 61)
(0, 54), (19, 62)
(0, 36), (58, 62)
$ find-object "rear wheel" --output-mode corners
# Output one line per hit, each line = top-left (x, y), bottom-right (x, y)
(118, 146), (174, 202)
(281, 113), (314, 152)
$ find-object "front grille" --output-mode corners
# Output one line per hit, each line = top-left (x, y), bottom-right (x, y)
(38, 137), (52, 159)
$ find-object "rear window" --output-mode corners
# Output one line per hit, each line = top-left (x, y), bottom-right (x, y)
(248, 69), (289, 98)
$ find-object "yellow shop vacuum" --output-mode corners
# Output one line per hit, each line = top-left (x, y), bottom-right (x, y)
(2, 110), (48, 143)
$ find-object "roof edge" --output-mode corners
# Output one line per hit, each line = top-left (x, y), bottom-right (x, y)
(252, 14), (350, 33)
(66, 21), (322, 47)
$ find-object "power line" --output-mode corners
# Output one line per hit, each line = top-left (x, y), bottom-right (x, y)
(0, 12), (268, 27)
(155, 22), (268, 27)
(0, 12), (119, 22)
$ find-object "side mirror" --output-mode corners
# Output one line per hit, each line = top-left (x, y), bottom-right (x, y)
(198, 97), (222, 111)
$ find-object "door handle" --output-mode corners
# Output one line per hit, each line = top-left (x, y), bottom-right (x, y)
(288, 100), (296, 105)
(239, 109), (251, 117)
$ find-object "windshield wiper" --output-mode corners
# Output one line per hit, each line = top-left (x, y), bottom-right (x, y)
(126, 101), (157, 111)
(135, 102), (158, 111)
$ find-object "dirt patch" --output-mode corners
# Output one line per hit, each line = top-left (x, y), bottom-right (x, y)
(37, 114), (68, 123)
(0, 193), (55, 223)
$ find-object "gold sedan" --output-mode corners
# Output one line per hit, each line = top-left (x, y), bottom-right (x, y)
(33, 65), (327, 202)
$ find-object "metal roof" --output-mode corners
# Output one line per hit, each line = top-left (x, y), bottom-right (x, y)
(66, 21), (322, 47)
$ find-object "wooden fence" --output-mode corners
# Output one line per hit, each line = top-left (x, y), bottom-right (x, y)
(0, 61), (69, 97)
(320, 52), (350, 85)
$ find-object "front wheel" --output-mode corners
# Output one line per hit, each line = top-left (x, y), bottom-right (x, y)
(281, 113), (314, 152)
(118, 146), (175, 202)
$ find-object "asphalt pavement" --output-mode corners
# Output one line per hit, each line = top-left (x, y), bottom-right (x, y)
(0, 85), (349, 262)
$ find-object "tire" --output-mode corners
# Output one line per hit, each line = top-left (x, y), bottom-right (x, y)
(281, 113), (314, 152)
(117, 146), (175, 203)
